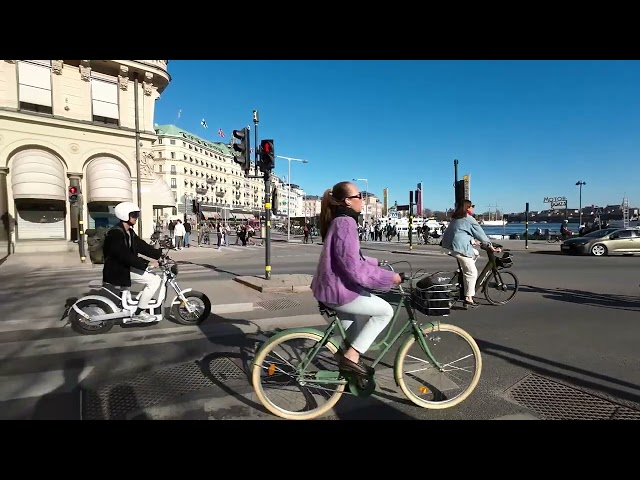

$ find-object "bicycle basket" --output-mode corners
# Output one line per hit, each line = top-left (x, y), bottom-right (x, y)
(496, 252), (513, 268)
(412, 273), (456, 316)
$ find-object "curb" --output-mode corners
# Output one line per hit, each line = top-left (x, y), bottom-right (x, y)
(234, 275), (312, 293)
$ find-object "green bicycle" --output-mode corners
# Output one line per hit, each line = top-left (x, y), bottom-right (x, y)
(251, 261), (483, 420)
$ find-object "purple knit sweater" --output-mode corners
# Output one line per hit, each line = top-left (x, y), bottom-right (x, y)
(311, 216), (397, 306)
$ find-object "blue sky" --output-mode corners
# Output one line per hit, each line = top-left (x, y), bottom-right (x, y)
(154, 60), (640, 214)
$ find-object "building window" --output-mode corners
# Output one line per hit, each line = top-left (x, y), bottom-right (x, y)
(17, 60), (53, 115)
(159, 165), (163, 172)
(170, 139), (176, 145)
(158, 138), (163, 144)
(171, 178), (177, 188)
(170, 165), (176, 174)
(91, 73), (119, 125)
(170, 152), (176, 159)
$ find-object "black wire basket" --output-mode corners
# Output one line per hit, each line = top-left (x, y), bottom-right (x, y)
(411, 273), (457, 317)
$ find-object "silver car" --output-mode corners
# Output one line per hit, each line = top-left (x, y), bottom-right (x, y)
(561, 227), (640, 256)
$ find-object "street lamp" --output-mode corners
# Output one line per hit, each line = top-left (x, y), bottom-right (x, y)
(352, 178), (369, 228)
(576, 181), (586, 226)
(276, 155), (309, 243)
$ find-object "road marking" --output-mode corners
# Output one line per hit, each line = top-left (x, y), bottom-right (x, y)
(0, 313), (327, 360)
(0, 366), (95, 402)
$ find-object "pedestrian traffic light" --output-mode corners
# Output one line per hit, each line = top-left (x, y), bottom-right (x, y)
(271, 187), (278, 214)
(68, 186), (78, 204)
(260, 139), (275, 172)
(232, 127), (251, 174)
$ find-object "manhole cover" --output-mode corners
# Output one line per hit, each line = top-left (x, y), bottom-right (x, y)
(257, 298), (301, 311)
(506, 374), (640, 420)
(81, 358), (245, 420)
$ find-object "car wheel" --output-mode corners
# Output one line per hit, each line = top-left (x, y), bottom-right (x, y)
(591, 243), (608, 256)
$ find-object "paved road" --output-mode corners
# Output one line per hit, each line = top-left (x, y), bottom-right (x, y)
(1, 240), (639, 420)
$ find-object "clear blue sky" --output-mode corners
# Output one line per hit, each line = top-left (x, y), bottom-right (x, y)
(154, 60), (640, 214)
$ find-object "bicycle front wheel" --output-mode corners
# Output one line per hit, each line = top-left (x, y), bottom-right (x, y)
(484, 270), (519, 305)
(251, 331), (346, 420)
(396, 323), (482, 409)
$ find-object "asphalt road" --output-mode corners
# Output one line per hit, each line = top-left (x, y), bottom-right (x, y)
(1, 239), (639, 420)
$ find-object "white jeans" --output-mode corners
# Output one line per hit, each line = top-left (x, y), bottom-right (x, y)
(452, 248), (480, 298)
(130, 268), (162, 309)
(326, 292), (394, 354)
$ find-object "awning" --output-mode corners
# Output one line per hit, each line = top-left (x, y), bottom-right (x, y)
(202, 211), (221, 220)
(86, 156), (132, 203)
(10, 149), (66, 200)
(149, 174), (175, 208)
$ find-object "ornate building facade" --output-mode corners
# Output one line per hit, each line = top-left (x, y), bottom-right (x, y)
(152, 124), (265, 223)
(0, 60), (172, 253)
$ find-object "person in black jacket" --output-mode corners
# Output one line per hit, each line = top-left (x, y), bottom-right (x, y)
(103, 202), (162, 322)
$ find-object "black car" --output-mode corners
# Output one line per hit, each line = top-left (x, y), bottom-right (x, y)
(560, 228), (619, 255)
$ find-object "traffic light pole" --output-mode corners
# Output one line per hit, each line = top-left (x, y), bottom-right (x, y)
(409, 190), (414, 251)
(78, 196), (86, 263)
(264, 171), (272, 280)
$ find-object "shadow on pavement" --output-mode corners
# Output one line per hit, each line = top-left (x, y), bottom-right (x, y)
(32, 357), (86, 420)
(519, 284), (640, 312)
(476, 338), (640, 407)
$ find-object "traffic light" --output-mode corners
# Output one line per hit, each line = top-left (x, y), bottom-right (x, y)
(260, 139), (275, 172)
(271, 187), (278, 215)
(232, 127), (251, 174)
(68, 186), (79, 204)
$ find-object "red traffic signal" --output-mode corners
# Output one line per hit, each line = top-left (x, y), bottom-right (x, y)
(68, 186), (79, 203)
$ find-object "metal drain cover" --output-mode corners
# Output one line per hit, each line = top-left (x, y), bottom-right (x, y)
(506, 374), (640, 420)
(257, 298), (301, 311)
(81, 358), (245, 420)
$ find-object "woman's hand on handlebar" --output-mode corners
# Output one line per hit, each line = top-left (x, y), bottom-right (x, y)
(392, 273), (404, 285)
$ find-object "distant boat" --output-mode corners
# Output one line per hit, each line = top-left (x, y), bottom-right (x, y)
(479, 219), (506, 226)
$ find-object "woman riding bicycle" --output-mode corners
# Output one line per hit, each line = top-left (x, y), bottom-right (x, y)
(441, 199), (501, 308)
(311, 181), (403, 378)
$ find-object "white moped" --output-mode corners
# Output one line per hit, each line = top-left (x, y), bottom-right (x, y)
(65, 243), (211, 335)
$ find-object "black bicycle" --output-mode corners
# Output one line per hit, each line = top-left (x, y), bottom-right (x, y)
(446, 243), (519, 306)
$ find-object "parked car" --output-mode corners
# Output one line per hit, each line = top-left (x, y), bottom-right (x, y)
(560, 228), (640, 256)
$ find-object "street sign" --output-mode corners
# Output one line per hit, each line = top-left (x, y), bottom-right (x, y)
(543, 196), (567, 203)
(550, 200), (567, 209)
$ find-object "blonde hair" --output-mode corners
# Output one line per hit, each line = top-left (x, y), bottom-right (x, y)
(319, 181), (352, 240)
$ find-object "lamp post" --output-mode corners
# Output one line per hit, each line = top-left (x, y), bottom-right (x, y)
(276, 155), (309, 243)
(352, 178), (369, 229)
(576, 181), (586, 226)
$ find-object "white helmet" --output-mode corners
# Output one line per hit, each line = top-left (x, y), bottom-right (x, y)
(114, 202), (141, 222)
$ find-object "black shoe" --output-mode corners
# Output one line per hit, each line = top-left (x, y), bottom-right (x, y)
(463, 300), (480, 309)
(338, 356), (372, 377)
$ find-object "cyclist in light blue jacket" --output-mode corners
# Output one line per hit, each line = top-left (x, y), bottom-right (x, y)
(441, 199), (501, 307)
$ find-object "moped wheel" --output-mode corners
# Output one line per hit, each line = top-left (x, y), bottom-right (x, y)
(171, 291), (211, 325)
(484, 270), (519, 305)
(69, 299), (115, 335)
(252, 331), (345, 420)
(396, 323), (482, 409)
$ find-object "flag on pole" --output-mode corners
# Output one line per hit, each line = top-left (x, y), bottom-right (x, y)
(217, 128), (225, 138)
(201, 119), (208, 129)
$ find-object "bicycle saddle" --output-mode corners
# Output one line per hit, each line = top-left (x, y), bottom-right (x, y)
(317, 302), (337, 317)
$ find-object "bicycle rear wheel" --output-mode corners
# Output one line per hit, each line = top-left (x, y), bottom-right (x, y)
(396, 323), (482, 409)
(252, 331), (346, 420)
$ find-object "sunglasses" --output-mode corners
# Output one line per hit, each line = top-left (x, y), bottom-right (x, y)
(346, 193), (362, 200)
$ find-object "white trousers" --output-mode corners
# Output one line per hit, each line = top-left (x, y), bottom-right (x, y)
(452, 248), (480, 298)
(130, 268), (162, 309)
(326, 292), (394, 354)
